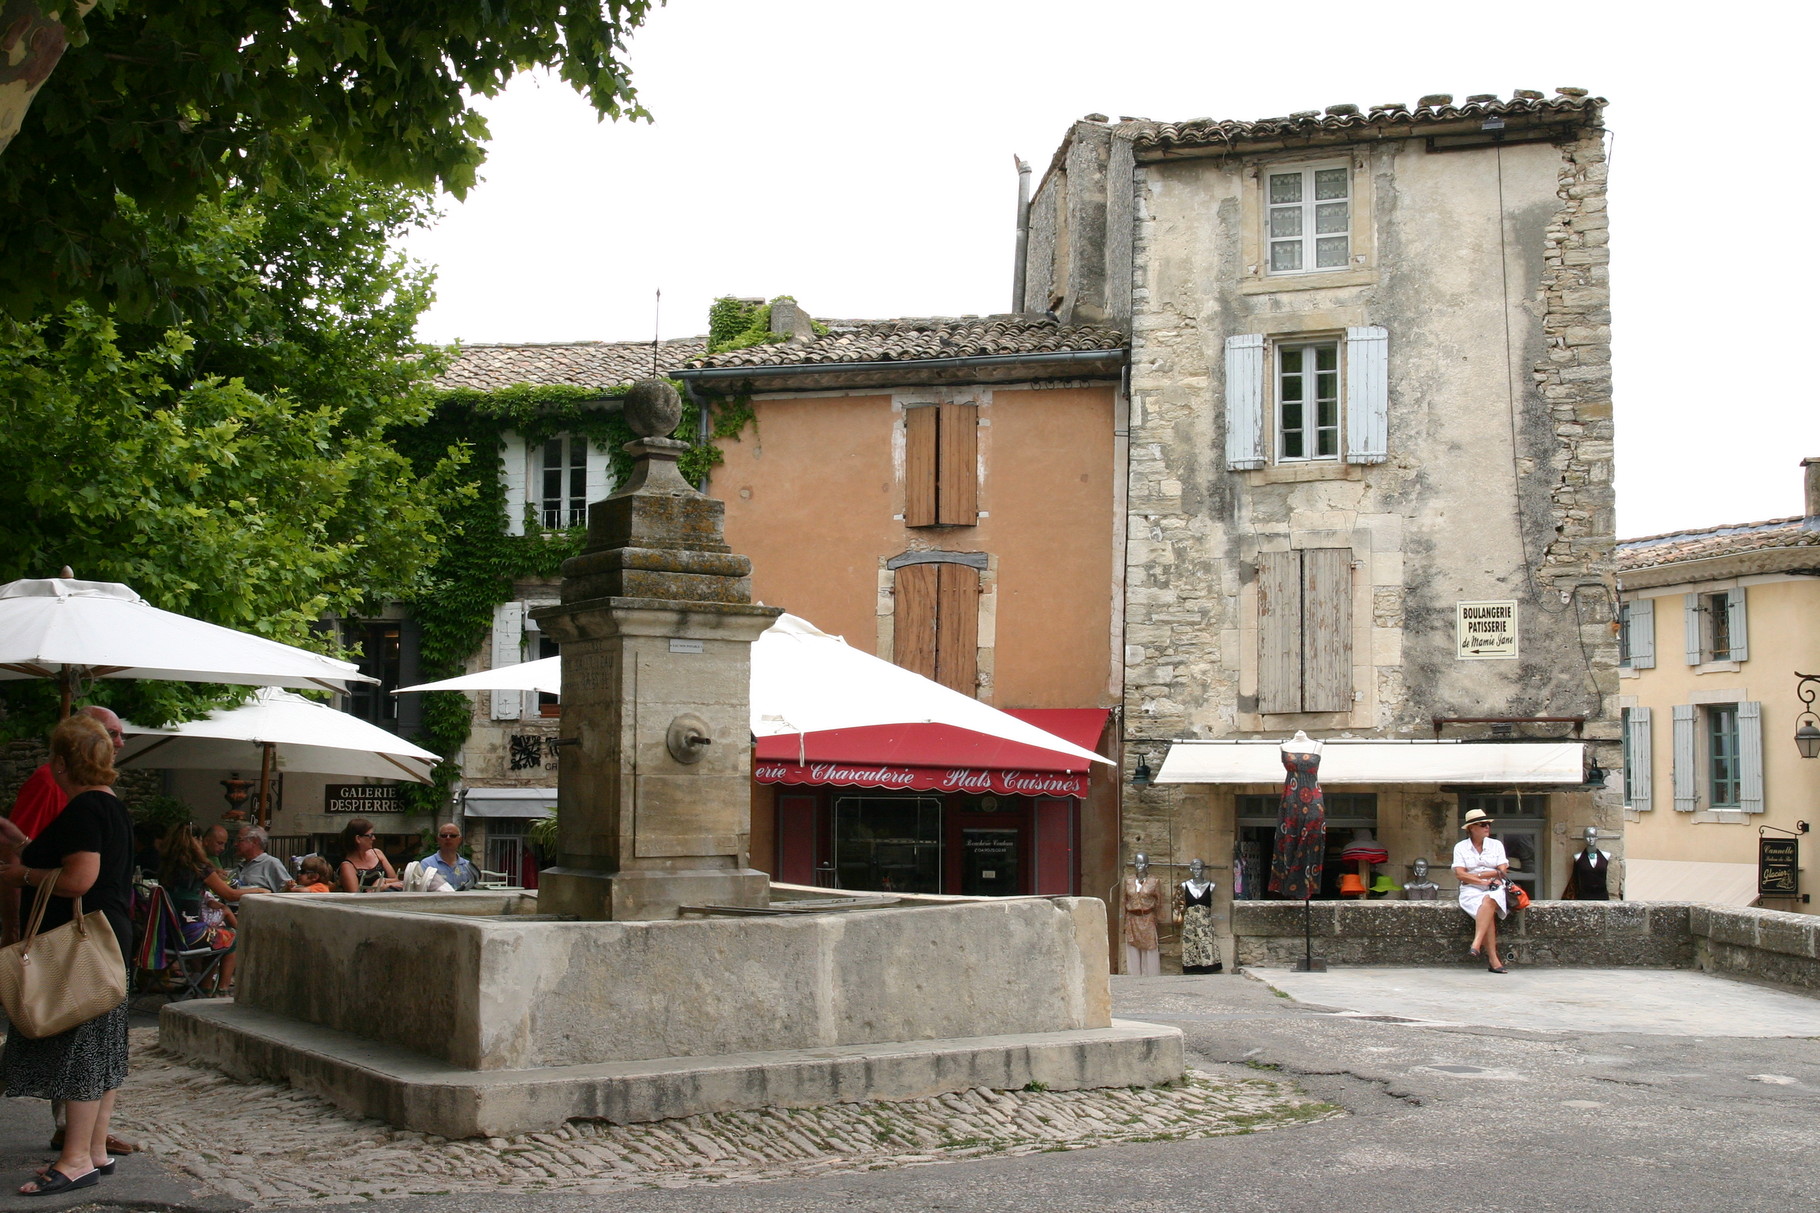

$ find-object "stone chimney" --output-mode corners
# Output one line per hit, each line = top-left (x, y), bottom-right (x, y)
(1806, 457), (1820, 529)
(768, 298), (816, 344)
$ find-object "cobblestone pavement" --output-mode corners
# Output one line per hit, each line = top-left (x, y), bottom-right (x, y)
(112, 1030), (1337, 1207)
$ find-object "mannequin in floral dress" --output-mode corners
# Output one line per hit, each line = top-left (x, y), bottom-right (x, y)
(1269, 731), (1326, 900)
(1174, 857), (1222, 974)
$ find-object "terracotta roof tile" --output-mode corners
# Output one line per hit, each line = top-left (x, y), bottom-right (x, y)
(1619, 517), (1820, 571)
(436, 338), (707, 392)
(1130, 92), (1603, 154)
(686, 315), (1126, 370)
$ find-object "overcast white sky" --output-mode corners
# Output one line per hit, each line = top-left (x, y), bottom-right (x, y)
(400, 0), (1819, 540)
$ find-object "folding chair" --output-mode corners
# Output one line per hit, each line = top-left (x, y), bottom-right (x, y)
(168, 935), (235, 1001)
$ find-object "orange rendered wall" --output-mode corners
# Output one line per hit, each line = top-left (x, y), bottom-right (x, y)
(710, 384), (1117, 709)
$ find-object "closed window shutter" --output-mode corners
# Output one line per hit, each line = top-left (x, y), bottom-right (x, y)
(1625, 706), (1652, 811)
(1629, 598), (1656, 669)
(933, 563), (980, 695)
(1683, 593), (1702, 665)
(1343, 325), (1388, 464)
(501, 433), (528, 537)
(893, 564), (939, 680)
(936, 403), (979, 526)
(1257, 550), (1301, 713)
(1671, 704), (1698, 811)
(904, 406), (937, 527)
(1224, 334), (1266, 470)
(491, 602), (526, 720)
(1725, 587), (1749, 662)
(584, 440), (613, 515)
(1300, 548), (1353, 712)
(1738, 700), (1764, 813)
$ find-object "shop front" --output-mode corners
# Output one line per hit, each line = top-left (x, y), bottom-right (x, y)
(757, 709), (1110, 898)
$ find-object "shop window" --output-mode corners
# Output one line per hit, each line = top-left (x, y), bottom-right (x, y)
(1236, 792), (1377, 900)
(1257, 548), (1352, 714)
(893, 562), (980, 696)
(1458, 793), (1546, 901)
(833, 795), (942, 894)
(904, 402), (978, 527)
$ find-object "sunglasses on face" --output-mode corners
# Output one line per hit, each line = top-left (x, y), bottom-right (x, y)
(438, 834), (460, 840)
(357, 832), (375, 838)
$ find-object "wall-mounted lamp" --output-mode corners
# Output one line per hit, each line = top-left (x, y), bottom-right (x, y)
(1583, 760), (1607, 789)
(1131, 751), (1153, 788)
(1796, 672), (1820, 759)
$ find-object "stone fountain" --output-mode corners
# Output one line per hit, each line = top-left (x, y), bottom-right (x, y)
(160, 382), (1181, 1138)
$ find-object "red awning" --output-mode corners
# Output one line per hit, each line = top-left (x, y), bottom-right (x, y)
(754, 708), (1110, 797)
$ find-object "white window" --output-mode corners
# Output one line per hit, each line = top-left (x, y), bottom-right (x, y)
(540, 436), (590, 529)
(1682, 588), (1749, 665)
(1267, 163), (1351, 275)
(1225, 328), (1387, 470)
(1618, 598), (1656, 669)
(1621, 706), (1652, 811)
(500, 432), (614, 536)
(1671, 701), (1763, 813)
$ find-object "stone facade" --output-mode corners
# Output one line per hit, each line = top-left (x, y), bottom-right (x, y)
(1019, 94), (1623, 961)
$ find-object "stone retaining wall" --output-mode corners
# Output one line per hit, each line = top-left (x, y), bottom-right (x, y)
(1692, 905), (1820, 992)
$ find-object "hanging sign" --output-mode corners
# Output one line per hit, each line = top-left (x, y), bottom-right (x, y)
(1456, 601), (1519, 660)
(754, 760), (1087, 798)
(1759, 838), (1799, 897)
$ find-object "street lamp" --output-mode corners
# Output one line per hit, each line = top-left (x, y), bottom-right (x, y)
(1796, 672), (1820, 759)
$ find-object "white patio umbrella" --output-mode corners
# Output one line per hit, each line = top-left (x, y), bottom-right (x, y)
(118, 689), (439, 825)
(395, 613), (1109, 766)
(0, 576), (372, 715)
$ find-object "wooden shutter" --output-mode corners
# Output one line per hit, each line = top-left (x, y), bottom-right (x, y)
(1032, 797), (1075, 895)
(936, 402), (979, 525)
(904, 406), (938, 527)
(933, 563), (980, 695)
(1738, 700), (1764, 813)
(500, 433), (528, 537)
(1725, 588), (1749, 662)
(1683, 593), (1703, 665)
(584, 439), (613, 513)
(1628, 597), (1656, 669)
(1344, 325), (1389, 464)
(1625, 706), (1652, 811)
(1257, 550), (1302, 714)
(1224, 334), (1267, 470)
(893, 563), (939, 679)
(775, 793), (818, 885)
(1671, 704), (1698, 811)
(1300, 548), (1353, 712)
(490, 602), (525, 720)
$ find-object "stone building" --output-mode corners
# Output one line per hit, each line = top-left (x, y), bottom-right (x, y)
(1017, 92), (1622, 961)
(1615, 458), (1820, 913)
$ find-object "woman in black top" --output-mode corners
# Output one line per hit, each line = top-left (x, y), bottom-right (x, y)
(0, 714), (133, 1196)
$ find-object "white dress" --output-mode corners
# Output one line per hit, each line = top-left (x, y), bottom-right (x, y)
(1453, 837), (1509, 919)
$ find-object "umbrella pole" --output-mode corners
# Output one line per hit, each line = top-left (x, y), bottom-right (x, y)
(258, 742), (274, 829)
(58, 667), (72, 720)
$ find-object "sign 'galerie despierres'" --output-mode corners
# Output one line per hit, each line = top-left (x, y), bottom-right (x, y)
(1456, 601), (1519, 660)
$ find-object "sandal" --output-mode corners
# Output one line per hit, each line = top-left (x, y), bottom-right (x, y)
(36, 1161), (112, 1180)
(20, 1166), (99, 1196)
(1488, 964), (1509, 974)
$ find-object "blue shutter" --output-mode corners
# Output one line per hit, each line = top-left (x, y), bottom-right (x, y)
(1224, 334), (1266, 470)
(1683, 593), (1702, 665)
(1738, 701), (1764, 813)
(1725, 588), (1749, 662)
(1625, 706), (1652, 811)
(1671, 705), (1698, 811)
(1344, 325), (1388, 464)
(1629, 598), (1655, 669)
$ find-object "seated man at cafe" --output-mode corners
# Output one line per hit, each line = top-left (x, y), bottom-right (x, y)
(233, 825), (292, 892)
(417, 823), (480, 891)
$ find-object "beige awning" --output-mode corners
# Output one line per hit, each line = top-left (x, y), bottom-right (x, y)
(1155, 740), (1586, 785)
(1624, 859), (1759, 907)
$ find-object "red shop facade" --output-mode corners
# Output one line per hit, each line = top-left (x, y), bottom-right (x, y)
(758, 709), (1112, 898)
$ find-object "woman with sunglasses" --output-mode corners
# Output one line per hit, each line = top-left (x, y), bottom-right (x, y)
(335, 819), (401, 893)
(1453, 808), (1511, 973)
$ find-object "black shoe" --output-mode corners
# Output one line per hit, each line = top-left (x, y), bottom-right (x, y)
(21, 1167), (99, 1197)
(1488, 964), (1508, 974)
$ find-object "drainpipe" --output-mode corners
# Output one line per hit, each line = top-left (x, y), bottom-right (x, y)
(1012, 155), (1032, 314)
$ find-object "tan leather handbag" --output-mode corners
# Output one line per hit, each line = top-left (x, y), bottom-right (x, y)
(0, 872), (127, 1039)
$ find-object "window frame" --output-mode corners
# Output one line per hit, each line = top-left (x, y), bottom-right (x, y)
(1273, 339), (1343, 463)
(539, 435), (591, 530)
(1265, 160), (1353, 277)
(1706, 703), (1741, 808)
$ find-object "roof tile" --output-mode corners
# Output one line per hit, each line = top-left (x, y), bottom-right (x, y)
(1130, 92), (1603, 153)
(685, 315), (1125, 370)
(435, 338), (707, 392)
(1619, 517), (1820, 571)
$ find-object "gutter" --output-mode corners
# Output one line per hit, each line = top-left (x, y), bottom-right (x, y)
(673, 347), (1125, 388)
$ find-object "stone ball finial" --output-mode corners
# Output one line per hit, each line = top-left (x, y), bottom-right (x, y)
(623, 378), (683, 439)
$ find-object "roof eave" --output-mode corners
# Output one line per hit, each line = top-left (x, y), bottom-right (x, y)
(674, 347), (1127, 393)
(1135, 105), (1602, 162)
(1619, 542), (1820, 590)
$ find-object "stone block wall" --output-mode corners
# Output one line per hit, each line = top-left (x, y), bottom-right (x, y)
(1692, 905), (1820, 992)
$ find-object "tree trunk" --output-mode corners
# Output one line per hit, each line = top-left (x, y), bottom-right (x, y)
(0, 1), (96, 156)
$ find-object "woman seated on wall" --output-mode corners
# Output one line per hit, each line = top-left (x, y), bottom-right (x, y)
(1453, 808), (1511, 974)
(336, 818), (402, 892)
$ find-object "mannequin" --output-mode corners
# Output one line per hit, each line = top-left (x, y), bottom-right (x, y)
(1174, 858), (1223, 974)
(1268, 731), (1326, 900)
(1561, 826), (1616, 900)
(1402, 857), (1440, 901)
(1120, 852), (1163, 977)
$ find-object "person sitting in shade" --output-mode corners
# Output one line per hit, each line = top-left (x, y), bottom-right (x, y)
(408, 824), (479, 892)
(231, 825), (290, 892)
(336, 818), (402, 892)
(290, 856), (334, 893)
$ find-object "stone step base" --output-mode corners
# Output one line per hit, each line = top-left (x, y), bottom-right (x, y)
(161, 1001), (1184, 1140)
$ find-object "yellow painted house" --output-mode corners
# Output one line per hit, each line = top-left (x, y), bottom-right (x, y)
(1616, 457), (1820, 913)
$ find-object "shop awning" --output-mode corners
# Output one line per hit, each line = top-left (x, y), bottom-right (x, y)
(461, 787), (555, 819)
(754, 708), (1109, 797)
(1624, 859), (1760, 906)
(1155, 740), (1586, 785)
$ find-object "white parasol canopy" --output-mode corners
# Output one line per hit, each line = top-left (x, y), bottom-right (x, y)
(118, 688), (438, 784)
(396, 613), (1109, 766)
(0, 577), (372, 697)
